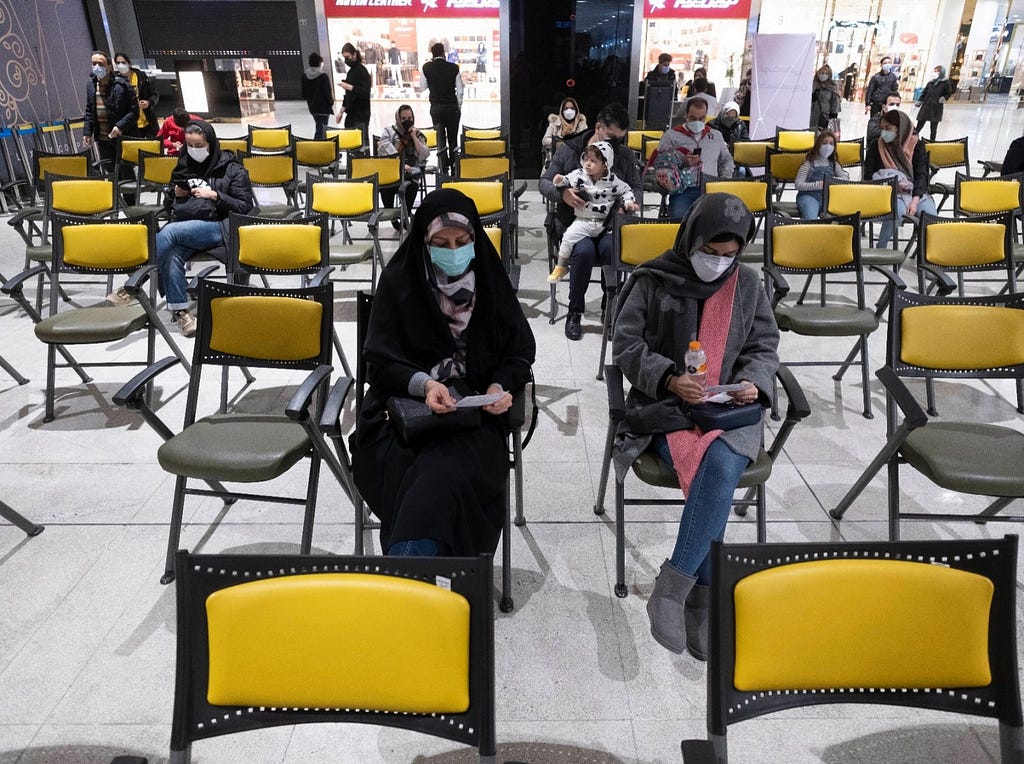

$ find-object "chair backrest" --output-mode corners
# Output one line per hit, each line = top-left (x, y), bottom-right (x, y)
(293, 138), (339, 169)
(33, 150), (90, 183)
(954, 172), (1023, 215)
(917, 211), (1015, 280)
(247, 124), (292, 154)
(327, 128), (364, 151)
(228, 212), (329, 278)
(118, 138), (162, 166)
(484, 226), (503, 259)
(822, 177), (897, 222)
(640, 134), (661, 163)
(731, 141), (771, 170)
(170, 550), (496, 759)
(703, 536), (1022, 754)
(349, 156), (402, 187)
(241, 153), (297, 187)
(614, 215), (681, 267)
(47, 175), (115, 216)
(305, 173), (379, 219)
(886, 288), (1024, 379)
(52, 212), (154, 276)
(419, 127), (438, 150)
(834, 138), (864, 169)
(462, 126), (503, 141)
(455, 155), (512, 180)
(765, 149), (804, 184)
(441, 177), (507, 217)
(627, 130), (663, 152)
(924, 137), (969, 173)
(219, 137), (248, 155)
(460, 138), (508, 157)
(702, 179), (770, 215)
(774, 128), (816, 153)
(136, 151), (178, 186)
(766, 212), (862, 273)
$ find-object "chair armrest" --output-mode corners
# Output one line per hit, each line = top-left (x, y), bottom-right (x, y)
(123, 264), (157, 292)
(513, 181), (528, 199)
(604, 365), (627, 422)
(286, 364), (333, 422)
(916, 263), (957, 295)
(1, 265), (48, 296)
(318, 376), (354, 437)
(113, 357), (181, 408)
(680, 739), (717, 764)
(776, 364), (811, 420)
(876, 365), (929, 429)
(186, 266), (220, 295)
(507, 386), (527, 430)
(309, 266), (335, 287)
(762, 265), (790, 305)
(866, 264), (907, 290)
(367, 211), (382, 230)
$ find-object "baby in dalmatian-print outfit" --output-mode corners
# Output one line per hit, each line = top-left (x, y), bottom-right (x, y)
(548, 140), (639, 282)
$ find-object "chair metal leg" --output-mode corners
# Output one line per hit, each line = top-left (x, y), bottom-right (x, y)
(548, 282), (558, 324)
(512, 430), (525, 527)
(755, 484), (767, 543)
(614, 476), (627, 598)
(0, 500), (44, 536)
(998, 721), (1024, 764)
(299, 456), (322, 554)
(887, 452), (901, 541)
(500, 471), (513, 613)
(0, 353), (28, 385)
(596, 288), (615, 381)
(162, 476), (189, 584)
(830, 421), (913, 520)
(332, 328), (353, 377)
(593, 421), (616, 515)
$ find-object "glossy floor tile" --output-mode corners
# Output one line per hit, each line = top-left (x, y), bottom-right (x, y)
(1, 97), (1023, 763)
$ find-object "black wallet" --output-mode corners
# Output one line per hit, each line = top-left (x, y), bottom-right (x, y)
(687, 401), (763, 431)
(385, 396), (481, 447)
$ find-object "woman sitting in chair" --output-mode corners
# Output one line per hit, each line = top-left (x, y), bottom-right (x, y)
(611, 193), (779, 659)
(351, 189), (535, 557)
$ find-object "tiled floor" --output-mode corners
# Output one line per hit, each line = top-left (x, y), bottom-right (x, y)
(2, 97), (1023, 763)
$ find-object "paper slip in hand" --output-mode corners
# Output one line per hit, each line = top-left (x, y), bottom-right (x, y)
(455, 393), (504, 408)
(704, 383), (748, 394)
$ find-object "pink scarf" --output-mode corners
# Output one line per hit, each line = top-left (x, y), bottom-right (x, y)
(665, 269), (739, 495)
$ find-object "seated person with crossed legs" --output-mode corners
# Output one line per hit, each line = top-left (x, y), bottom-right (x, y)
(611, 193), (779, 659)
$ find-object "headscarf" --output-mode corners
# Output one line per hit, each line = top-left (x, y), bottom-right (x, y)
(170, 119), (223, 182)
(934, 65), (947, 80)
(878, 109), (917, 179)
(557, 97), (586, 136)
(423, 208), (477, 351)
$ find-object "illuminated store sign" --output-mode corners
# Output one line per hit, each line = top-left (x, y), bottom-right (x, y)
(644, 0), (752, 19)
(325, 0), (499, 17)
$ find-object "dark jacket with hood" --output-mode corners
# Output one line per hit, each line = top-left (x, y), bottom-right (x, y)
(166, 120), (253, 236)
(125, 66), (160, 137)
(342, 61), (372, 123)
(610, 193), (779, 478)
(302, 66), (334, 116)
(539, 128), (642, 233)
(83, 73), (138, 139)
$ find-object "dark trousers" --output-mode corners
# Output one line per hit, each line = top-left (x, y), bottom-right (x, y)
(567, 232), (612, 314)
(430, 103), (461, 175)
(312, 113), (330, 141)
(916, 117), (939, 142)
(381, 175), (419, 214)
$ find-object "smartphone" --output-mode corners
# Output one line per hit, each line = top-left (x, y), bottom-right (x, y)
(692, 148), (702, 157)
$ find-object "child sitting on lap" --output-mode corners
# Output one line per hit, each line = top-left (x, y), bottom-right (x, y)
(548, 141), (639, 282)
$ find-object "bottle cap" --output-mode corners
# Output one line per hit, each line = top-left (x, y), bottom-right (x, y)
(688, 341), (701, 351)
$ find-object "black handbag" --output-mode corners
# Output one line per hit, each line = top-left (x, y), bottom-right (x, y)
(687, 401), (763, 431)
(385, 396), (481, 447)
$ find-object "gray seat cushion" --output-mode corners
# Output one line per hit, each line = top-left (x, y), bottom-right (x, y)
(158, 413), (311, 482)
(861, 247), (906, 267)
(329, 242), (374, 265)
(631, 446), (771, 490)
(26, 244), (51, 262)
(34, 305), (148, 343)
(902, 422), (1024, 496)
(775, 304), (878, 336)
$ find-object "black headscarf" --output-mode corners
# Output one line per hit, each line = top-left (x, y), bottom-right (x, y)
(634, 192), (756, 299)
(364, 188), (535, 398)
(170, 119), (223, 182)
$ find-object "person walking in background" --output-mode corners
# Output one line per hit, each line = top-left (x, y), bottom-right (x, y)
(302, 52), (334, 141)
(420, 42), (464, 177)
(82, 50), (138, 182)
(865, 56), (899, 117)
(113, 53), (158, 138)
(810, 64), (841, 133)
(335, 43), (371, 145)
(915, 65), (953, 141)
(646, 53), (678, 88)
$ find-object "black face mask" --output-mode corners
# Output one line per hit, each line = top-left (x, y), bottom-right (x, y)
(400, 119), (414, 130)
(605, 135), (622, 149)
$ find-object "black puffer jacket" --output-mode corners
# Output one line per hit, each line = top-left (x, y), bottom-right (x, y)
(83, 74), (138, 139)
(167, 120), (253, 233)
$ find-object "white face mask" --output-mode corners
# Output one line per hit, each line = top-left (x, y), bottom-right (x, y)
(116, 62), (130, 75)
(562, 108), (576, 120)
(818, 73), (829, 82)
(881, 64), (892, 74)
(880, 129), (898, 144)
(686, 120), (705, 134)
(819, 144), (835, 158)
(91, 64), (107, 78)
(186, 146), (210, 162)
(691, 251), (735, 282)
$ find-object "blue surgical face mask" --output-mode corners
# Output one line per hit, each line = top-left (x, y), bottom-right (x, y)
(429, 242), (475, 277)
(880, 129), (898, 144)
(686, 120), (705, 134)
(660, 65), (671, 74)
(819, 144), (835, 158)
(881, 63), (892, 74)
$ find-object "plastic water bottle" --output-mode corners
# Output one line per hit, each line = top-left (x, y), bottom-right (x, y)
(685, 341), (707, 386)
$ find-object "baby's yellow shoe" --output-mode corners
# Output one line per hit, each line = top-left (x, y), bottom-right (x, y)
(548, 264), (569, 283)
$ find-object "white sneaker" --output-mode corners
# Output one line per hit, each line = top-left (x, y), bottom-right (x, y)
(173, 310), (197, 338)
(105, 287), (138, 307)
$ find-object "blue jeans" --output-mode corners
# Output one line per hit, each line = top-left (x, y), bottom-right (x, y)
(387, 538), (447, 556)
(312, 113), (331, 141)
(796, 191), (821, 220)
(652, 435), (750, 585)
(667, 186), (700, 219)
(567, 231), (612, 314)
(156, 219), (225, 312)
(876, 195), (937, 249)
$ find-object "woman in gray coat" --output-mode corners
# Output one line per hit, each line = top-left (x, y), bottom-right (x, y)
(611, 193), (779, 659)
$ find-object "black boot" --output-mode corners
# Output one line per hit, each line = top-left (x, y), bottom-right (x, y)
(565, 311), (582, 341)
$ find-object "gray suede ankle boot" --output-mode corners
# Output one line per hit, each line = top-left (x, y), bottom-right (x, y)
(647, 560), (697, 653)
(684, 583), (710, 661)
